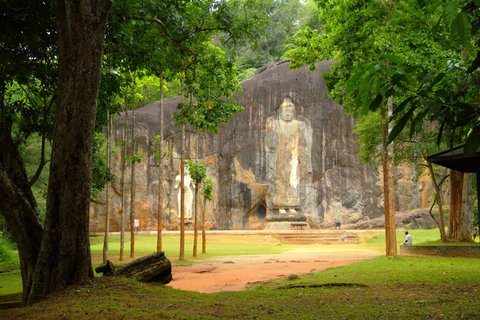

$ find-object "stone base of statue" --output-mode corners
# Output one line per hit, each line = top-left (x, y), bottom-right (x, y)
(265, 207), (310, 230)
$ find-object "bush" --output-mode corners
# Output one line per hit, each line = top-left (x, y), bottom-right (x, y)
(0, 236), (17, 271)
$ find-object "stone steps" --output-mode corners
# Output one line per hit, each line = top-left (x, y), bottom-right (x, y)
(274, 231), (358, 245)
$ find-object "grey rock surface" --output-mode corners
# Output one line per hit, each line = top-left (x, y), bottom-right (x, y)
(89, 61), (431, 231)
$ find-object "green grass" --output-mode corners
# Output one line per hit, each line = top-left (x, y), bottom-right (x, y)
(0, 236), (21, 296)
(0, 271), (22, 296)
(1, 255), (479, 319)
(90, 233), (291, 267)
(0, 229), (461, 296)
(2, 229), (480, 319)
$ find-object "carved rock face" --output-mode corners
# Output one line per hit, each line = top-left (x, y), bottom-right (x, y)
(89, 61), (430, 231)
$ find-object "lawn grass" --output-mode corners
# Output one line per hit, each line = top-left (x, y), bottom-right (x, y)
(1, 255), (479, 319)
(89, 233), (292, 267)
(0, 271), (22, 296)
(0, 229), (449, 296)
(2, 229), (480, 319)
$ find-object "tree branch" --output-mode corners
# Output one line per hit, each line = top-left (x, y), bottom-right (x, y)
(28, 133), (49, 186)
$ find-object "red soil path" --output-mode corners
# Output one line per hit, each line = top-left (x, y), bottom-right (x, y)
(167, 249), (380, 292)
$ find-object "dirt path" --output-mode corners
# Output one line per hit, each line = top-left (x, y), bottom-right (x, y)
(167, 249), (380, 292)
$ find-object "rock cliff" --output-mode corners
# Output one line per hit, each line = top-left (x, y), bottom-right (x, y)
(89, 61), (431, 231)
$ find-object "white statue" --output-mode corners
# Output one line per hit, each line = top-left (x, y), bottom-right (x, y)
(175, 165), (194, 219)
(265, 96), (312, 208)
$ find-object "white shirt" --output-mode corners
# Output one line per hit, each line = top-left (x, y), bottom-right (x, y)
(404, 234), (412, 245)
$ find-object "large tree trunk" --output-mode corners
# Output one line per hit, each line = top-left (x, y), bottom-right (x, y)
(448, 170), (472, 241)
(0, 113), (43, 305)
(27, 0), (111, 305)
(96, 252), (172, 284)
(381, 99), (397, 257)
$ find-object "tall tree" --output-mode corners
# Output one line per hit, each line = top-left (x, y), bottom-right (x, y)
(27, 0), (111, 304)
(381, 98), (397, 257)
(157, 74), (165, 253)
(129, 102), (137, 258)
(119, 83), (129, 261)
(1, 0), (112, 304)
(103, 109), (112, 263)
(185, 160), (208, 257)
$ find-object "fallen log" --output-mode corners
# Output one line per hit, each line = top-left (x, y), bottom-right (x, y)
(95, 252), (172, 284)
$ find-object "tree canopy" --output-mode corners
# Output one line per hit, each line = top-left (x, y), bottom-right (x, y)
(287, 0), (479, 152)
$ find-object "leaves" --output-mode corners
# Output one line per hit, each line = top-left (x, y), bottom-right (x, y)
(443, 2), (459, 26)
(388, 105), (416, 144)
(174, 42), (244, 133)
(201, 177), (214, 201)
(185, 160), (208, 186)
(452, 9), (472, 47)
(464, 125), (480, 155)
(467, 51), (480, 73)
(126, 152), (146, 164)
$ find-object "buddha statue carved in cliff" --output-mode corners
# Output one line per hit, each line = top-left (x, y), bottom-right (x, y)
(265, 96), (312, 213)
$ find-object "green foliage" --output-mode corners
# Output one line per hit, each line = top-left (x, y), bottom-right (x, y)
(18, 134), (51, 221)
(91, 133), (114, 199)
(0, 236), (18, 272)
(0, 0), (57, 87)
(151, 135), (173, 162)
(174, 43), (244, 133)
(126, 152), (146, 165)
(354, 112), (382, 165)
(201, 177), (214, 201)
(288, 0), (479, 159)
(224, 0), (320, 71)
(185, 160), (208, 187)
(105, 0), (267, 134)
(237, 67), (257, 81)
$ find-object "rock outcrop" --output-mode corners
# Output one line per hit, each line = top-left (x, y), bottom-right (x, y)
(89, 60), (432, 231)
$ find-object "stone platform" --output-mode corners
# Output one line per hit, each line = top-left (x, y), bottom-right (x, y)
(274, 230), (358, 245)
(92, 230), (358, 245)
(264, 221), (310, 230)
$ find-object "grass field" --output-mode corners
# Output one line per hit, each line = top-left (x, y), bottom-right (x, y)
(1, 229), (480, 319)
